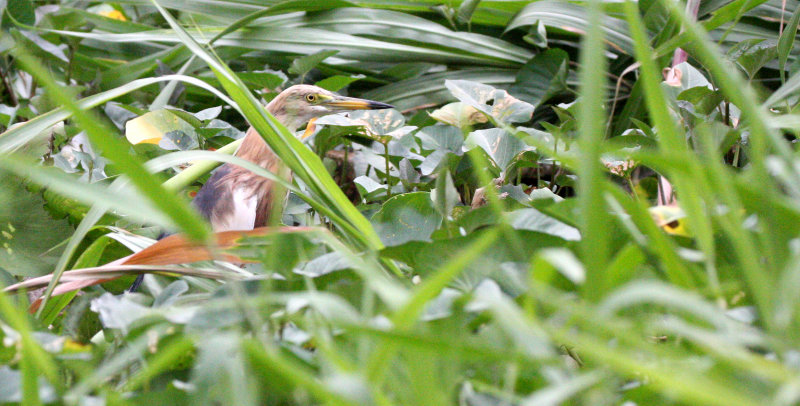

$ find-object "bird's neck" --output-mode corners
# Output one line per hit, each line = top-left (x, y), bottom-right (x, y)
(235, 95), (307, 165)
(266, 96), (303, 133)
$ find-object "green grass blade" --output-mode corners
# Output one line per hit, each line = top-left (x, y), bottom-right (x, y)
(575, 0), (611, 301)
(366, 227), (500, 383)
(622, 0), (719, 293)
(778, 1), (800, 82)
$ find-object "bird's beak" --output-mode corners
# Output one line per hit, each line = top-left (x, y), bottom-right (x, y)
(325, 96), (394, 110)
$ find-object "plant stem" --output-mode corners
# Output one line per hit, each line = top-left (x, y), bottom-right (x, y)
(65, 45), (76, 85)
(626, 176), (638, 200)
(384, 142), (392, 198)
(341, 142), (349, 189)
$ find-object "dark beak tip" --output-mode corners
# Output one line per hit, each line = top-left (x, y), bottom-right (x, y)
(369, 101), (395, 110)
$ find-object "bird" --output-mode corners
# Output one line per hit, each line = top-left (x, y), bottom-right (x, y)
(130, 84), (393, 290)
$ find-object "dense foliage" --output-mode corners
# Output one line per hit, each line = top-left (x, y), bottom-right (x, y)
(2, 0), (800, 404)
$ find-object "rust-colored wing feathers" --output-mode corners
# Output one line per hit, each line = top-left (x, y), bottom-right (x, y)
(5, 227), (316, 311)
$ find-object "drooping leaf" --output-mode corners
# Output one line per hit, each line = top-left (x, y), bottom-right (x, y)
(456, 0), (481, 25)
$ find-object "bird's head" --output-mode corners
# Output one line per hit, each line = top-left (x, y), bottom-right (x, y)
(266, 84), (394, 132)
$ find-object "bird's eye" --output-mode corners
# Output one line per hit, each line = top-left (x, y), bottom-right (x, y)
(305, 94), (316, 102)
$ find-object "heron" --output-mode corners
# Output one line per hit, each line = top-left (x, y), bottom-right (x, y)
(130, 84), (393, 290)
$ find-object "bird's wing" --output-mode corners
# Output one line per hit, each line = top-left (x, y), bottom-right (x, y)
(192, 164), (257, 231)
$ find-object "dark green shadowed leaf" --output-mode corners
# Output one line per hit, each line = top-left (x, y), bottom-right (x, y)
(314, 74), (365, 92)
(511, 49), (569, 107)
(288, 49), (340, 79)
(4, 0), (35, 26)
(0, 173), (73, 277)
(727, 38), (777, 79)
(371, 192), (443, 246)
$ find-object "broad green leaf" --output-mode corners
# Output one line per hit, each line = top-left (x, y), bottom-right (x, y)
(354, 175), (388, 201)
(4, 0), (35, 26)
(466, 128), (527, 172)
(416, 125), (464, 155)
(677, 86), (725, 116)
(510, 49), (570, 107)
(237, 70), (287, 90)
(371, 192), (442, 246)
(507, 208), (580, 241)
(0, 174), (73, 276)
(727, 38), (777, 79)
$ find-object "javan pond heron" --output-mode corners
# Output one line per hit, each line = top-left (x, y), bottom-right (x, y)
(131, 85), (393, 290)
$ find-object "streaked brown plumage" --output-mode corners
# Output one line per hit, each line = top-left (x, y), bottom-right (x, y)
(192, 84), (393, 230)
